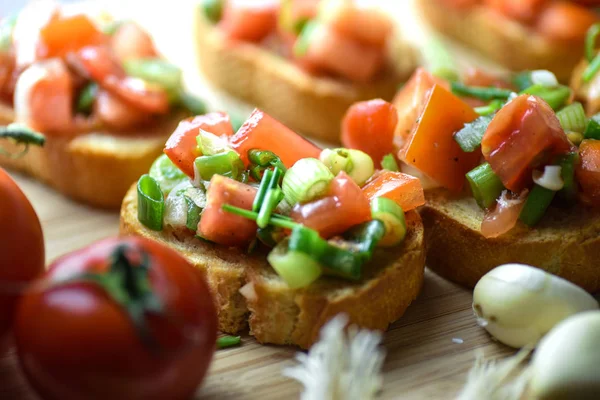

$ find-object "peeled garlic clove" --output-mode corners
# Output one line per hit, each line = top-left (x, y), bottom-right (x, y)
(472, 264), (599, 348)
(530, 311), (600, 399)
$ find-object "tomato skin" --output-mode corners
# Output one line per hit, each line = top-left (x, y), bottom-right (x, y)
(535, 1), (599, 42)
(482, 95), (571, 192)
(480, 192), (526, 238)
(362, 171), (425, 212)
(39, 14), (106, 59)
(14, 237), (217, 400)
(0, 169), (45, 346)
(576, 140), (600, 206)
(341, 99), (397, 168)
(220, 0), (278, 42)
(164, 112), (234, 178)
(291, 172), (371, 238)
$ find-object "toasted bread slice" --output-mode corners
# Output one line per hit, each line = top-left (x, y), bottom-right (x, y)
(420, 189), (600, 293)
(415, 0), (585, 82)
(0, 103), (185, 209)
(194, 11), (417, 144)
(119, 183), (426, 348)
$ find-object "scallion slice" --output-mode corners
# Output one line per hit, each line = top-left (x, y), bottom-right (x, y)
(519, 184), (556, 226)
(294, 20), (319, 58)
(520, 84), (571, 110)
(319, 148), (374, 186)
(185, 195), (202, 231)
(202, 0), (224, 23)
(584, 114), (600, 140)
(466, 163), (505, 209)
(422, 35), (459, 82)
(583, 53), (600, 83)
(268, 240), (323, 289)
(137, 174), (165, 231)
(586, 23), (600, 62)
(451, 82), (513, 101)
(282, 158), (334, 205)
(474, 99), (503, 116)
(454, 114), (494, 152)
(123, 58), (183, 96)
(371, 197), (406, 247)
(381, 153), (399, 172)
(512, 71), (533, 92)
(557, 152), (579, 203)
(149, 154), (187, 195)
(76, 82), (97, 114)
(194, 151), (245, 182)
(556, 102), (587, 133)
(196, 129), (230, 156)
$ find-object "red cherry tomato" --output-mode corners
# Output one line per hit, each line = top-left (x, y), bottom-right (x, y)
(0, 169), (45, 348)
(14, 237), (217, 400)
(220, 0), (278, 42)
(341, 99), (398, 168)
(577, 139), (600, 206)
(481, 95), (571, 192)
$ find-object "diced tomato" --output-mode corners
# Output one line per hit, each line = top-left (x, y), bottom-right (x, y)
(39, 15), (106, 59)
(110, 22), (158, 62)
(220, 0), (279, 42)
(535, 1), (599, 42)
(576, 140), (600, 206)
(341, 99), (397, 168)
(199, 175), (258, 247)
(70, 45), (126, 83)
(400, 84), (480, 192)
(362, 171), (425, 212)
(291, 172), (371, 238)
(102, 76), (170, 114)
(230, 109), (321, 168)
(320, 0), (393, 47)
(481, 95), (571, 192)
(304, 24), (383, 83)
(392, 68), (449, 149)
(164, 112), (234, 178)
(480, 192), (526, 238)
(484, 0), (548, 23)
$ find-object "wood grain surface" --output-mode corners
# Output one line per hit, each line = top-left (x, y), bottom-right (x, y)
(1, 1), (518, 399)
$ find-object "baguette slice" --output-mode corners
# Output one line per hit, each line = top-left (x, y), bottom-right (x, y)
(194, 10), (417, 144)
(0, 103), (185, 209)
(119, 183), (426, 349)
(415, 0), (585, 82)
(420, 189), (600, 293)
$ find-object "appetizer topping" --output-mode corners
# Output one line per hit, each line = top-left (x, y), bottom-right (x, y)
(282, 158), (334, 205)
(532, 165), (564, 191)
(319, 148), (375, 187)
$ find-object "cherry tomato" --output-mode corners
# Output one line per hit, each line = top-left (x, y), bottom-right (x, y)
(0, 169), (45, 348)
(220, 0), (278, 42)
(39, 14), (106, 59)
(291, 171), (371, 238)
(14, 237), (217, 400)
(535, 1), (599, 42)
(576, 139), (600, 206)
(362, 170), (425, 212)
(342, 99), (398, 168)
(481, 95), (571, 192)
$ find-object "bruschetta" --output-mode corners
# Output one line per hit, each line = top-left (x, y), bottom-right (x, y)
(0, 2), (204, 208)
(119, 109), (426, 348)
(341, 67), (600, 293)
(416, 0), (599, 82)
(194, 0), (417, 143)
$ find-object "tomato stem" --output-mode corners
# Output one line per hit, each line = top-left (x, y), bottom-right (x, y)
(0, 124), (45, 158)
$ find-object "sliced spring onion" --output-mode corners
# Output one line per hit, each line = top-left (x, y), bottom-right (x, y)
(556, 102), (587, 133)
(202, 0), (224, 23)
(466, 163), (505, 209)
(76, 82), (98, 114)
(344, 220), (386, 255)
(179, 92), (207, 115)
(520, 84), (572, 110)
(101, 20), (122, 36)
(194, 151), (245, 181)
(533, 165), (564, 191)
(0, 123), (45, 147)
(454, 114), (494, 152)
(371, 197), (406, 247)
(530, 70), (559, 87)
(221, 204), (299, 230)
(196, 129), (230, 156)
(149, 154), (188, 195)
(586, 23), (600, 62)
(268, 241), (323, 289)
(0, 14), (17, 51)
(513, 71), (534, 92)
(422, 35), (459, 82)
(217, 335), (241, 349)
(319, 148), (374, 186)
(519, 184), (556, 226)
(282, 158), (334, 205)
(557, 152), (579, 203)
(381, 153), (400, 172)
(253, 169), (274, 213)
(123, 59), (183, 95)
(185, 195), (202, 231)
(566, 131), (584, 146)
(584, 115), (600, 140)
(474, 99), (503, 116)
(294, 20), (320, 58)
(248, 149), (287, 176)
(451, 82), (513, 101)
(137, 175), (165, 231)
(583, 53), (600, 83)
(257, 170), (284, 228)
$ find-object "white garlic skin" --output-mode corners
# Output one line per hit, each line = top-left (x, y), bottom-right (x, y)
(530, 311), (600, 400)
(472, 264), (598, 348)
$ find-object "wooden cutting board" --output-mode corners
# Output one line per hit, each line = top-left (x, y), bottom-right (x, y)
(0, 1), (518, 398)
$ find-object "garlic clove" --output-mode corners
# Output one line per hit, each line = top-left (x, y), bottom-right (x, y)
(473, 264), (599, 348)
(530, 311), (600, 400)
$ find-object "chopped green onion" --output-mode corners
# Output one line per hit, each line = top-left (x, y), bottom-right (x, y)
(422, 35), (459, 82)
(0, 123), (45, 147)
(583, 53), (600, 83)
(101, 20), (122, 36)
(202, 0), (224, 23)
(282, 158), (334, 205)
(217, 335), (241, 349)
(474, 99), (503, 116)
(137, 175), (165, 231)
(180, 92), (207, 115)
(519, 184), (556, 226)
(0, 14), (17, 51)
(76, 82), (98, 114)
(257, 177), (284, 228)
(530, 70), (559, 87)
(557, 102), (587, 133)
(149, 154), (188, 195)
(257, 226), (282, 248)
(268, 241), (323, 289)
(319, 148), (374, 186)
(451, 82), (513, 101)
(196, 129), (230, 156)
(294, 20), (319, 58)
(586, 23), (600, 62)
(371, 197), (406, 247)
(221, 204), (299, 230)
(566, 132), (584, 146)
(194, 151), (244, 181)
(454, 114), (494, 152)
(381, 154), (400, 172)
(248, 149), (286, 172)
(520, 84), (572, 110)
(466, 163), (505, 209)
(584, 114), (600, 140)
(557, 152), (579, 203)
(123, 59), (183, 96)
(253, 169), (274, 213)
(344, 220), (386, 255)
(185, 195), (202, 231)
(513, 71), (534, 92)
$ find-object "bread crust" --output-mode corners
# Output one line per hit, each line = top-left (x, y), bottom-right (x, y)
(0, 103), (184, 209)
(420, 189), (600, 293)
(119, 183), (426, 348)
(415, 0), (585, 82)
(194, 11), (417, 144)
